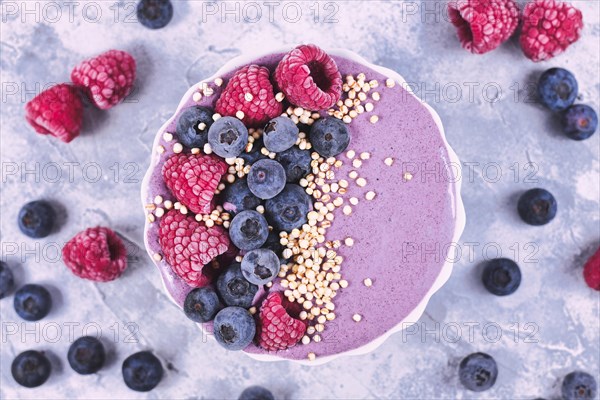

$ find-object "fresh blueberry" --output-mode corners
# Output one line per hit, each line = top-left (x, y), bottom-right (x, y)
(241, 249), (280, 285)
(14, 284), (52, 321)
(11, 350), (51, 388)
(276, 146), (311, 183)
(263, 116), (299, 153)
(229, 210), (269, 251)
(67, 336), (106, 375)
(240, 137), (267, 165)
(247, 159), (286, 200)
(517, 188), (557, 226)
(122, 351), (163, 392)
(239, 386), (275, 400)
(0, 261), (15, 299)
(175, 106), (214, 148)
(208, 116), (249, 158)
(309, 117), (350, 157)
(538, 68), (578, 112)
(459, 352), (498, 392)
(562, 104), (598, 141)
(216, 263), (258, 308)
(136, 0), (173, 30)
(222, 179), (262, 215)
(265, 184), (312, 232)
(18, 200), (55, 238)
(213, 306), (256, 351)
(184, 286), (221, 323)
(482, 258), (521, 296)
(262, 230), (283, 256)
(562, 371), (597, 400)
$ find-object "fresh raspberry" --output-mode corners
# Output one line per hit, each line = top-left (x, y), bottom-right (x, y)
(257, 291), (307, 352)
(158, 210), (230, 287)
(215, 65), (282, 128)
(583, 246), (600, 291)
(62, 227), (127, 282)
(71, 49), (136, 110)
(162, 153), (227, 215)
(25, 84), (83, 143)
(520, 0), (583, 62)
(274, 44), (342, 111)
(448, 0), (520, 55)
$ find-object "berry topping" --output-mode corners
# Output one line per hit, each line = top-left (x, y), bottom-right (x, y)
(247, 159), (287, 200)
(447, 0), (519, 54)
(265, 184), (312, 232)
(208, 116), (249, 158)
(0, 261), (15, 299)
(158, 210), (230, 287)
(67, 336), (106, 375)
(17, 200), (56, 239)
(216, 263), (258, 308)
(228, 210), (269, 251)
(25, 84), (83, 143)
(239, 386), (275, 400)
(309, 117), (350, 157)
(257, 291), (307, 352)
(184, 286), (221, 322)
(562, 371), (597, 400)
(215, 65), (282, 128)
(459, 352), (498, 392)
(122, 351), (163, 392)
(262, 116), (299, 153)
(275, 44), (342, 111)
(520, 0), (583, 62)
(62, 227), (128, 282)
(11, 350), (51, 388)
(583, 246), (600, 291)
(162, 153), (227, 215)
(482, 258), (521, 296)
(222, 179), (262, 215)
(241, 248), (280, 285)
(14, 284), (52, 321)
(136, 0), (173, 30)
(71, 49), (136, 110)
(276, 146), (311, 183)
(213, 306), (256, 351)
(517, 188), (557, 226)
(538, 68), (578, 112)
(175, 106), (214, 149)
(563, 104), (598, 141)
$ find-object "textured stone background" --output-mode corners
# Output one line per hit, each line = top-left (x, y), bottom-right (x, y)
(1, 1), (599, 399)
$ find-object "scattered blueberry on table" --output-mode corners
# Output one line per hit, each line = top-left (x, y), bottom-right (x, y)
(458, 352), (498, 392)
(18, 200), (56, 238)
(482, 258), (522, 296)
(122, 351), (164, 392)
(136, 0), (173, 30)
(538, 68), (578, 112)
(14, 284), (52, 321)
(238, 385), (275, 400)
(0, 261), (15, 299)
(11, 350), (52, 388)
(517, 188), (558, 226)
(67, 336), (106, 375)
(562, 371), (597, 400)
(562, 104), (598, 141)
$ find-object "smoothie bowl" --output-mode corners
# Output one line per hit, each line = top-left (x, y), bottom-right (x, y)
(141, 44), (465, 364)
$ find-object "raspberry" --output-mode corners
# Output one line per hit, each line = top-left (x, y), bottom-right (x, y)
(71, 49), (136, 110)
(275, 44), (342, 111)
(256, 291), (307, 351)
(583, 246), (600, 291)
(448, 0), (520, 55)
(215, 65), (282, 128)
(25, 84), (83, 143)
(162, 153), (227, 215)
(520, 0), (583, 62)
(158, 210), (230, 287)
(62, 227), (127, 282)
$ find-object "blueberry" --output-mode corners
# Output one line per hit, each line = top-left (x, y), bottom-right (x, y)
(184, 286), (221, 323)
(0, 261), (15, 299)
(18, 200), (55, 238)
(229, 210), (269, 251)
(240, 137), (267, 165)
(11, 350), (51, 388)
(216, 263), (258, 308)
(122, 351), (163, 392)
(213, 306), (256, 351)
(276, 146), (311, 183)
(241, 249), (280, 285)
(175, 106), (214, 148)
(562, 371), (597, 400)
(459, 352), (498, 392)
(562, 104), (598, 141)
(517, 188), (557, 226)
(136, 0), (173, 30)
(263, 116), (299, 153)
(482, 258), (521, 296)
(265, 184), (312, 232)
(262, 230), (283, 256)
(538, 68), (578, 112)
(309, 117), (350, 157)
(222, 179), (262, 215)
(208, 116), (249, 158)
(247, 159), (286, 200)
(239, 386), (275, 400)
(67, 336), (105, 375)
(14, 284), (52, 321)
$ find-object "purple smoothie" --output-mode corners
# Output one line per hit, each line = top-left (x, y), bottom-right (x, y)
(142, 50), (459, 361)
